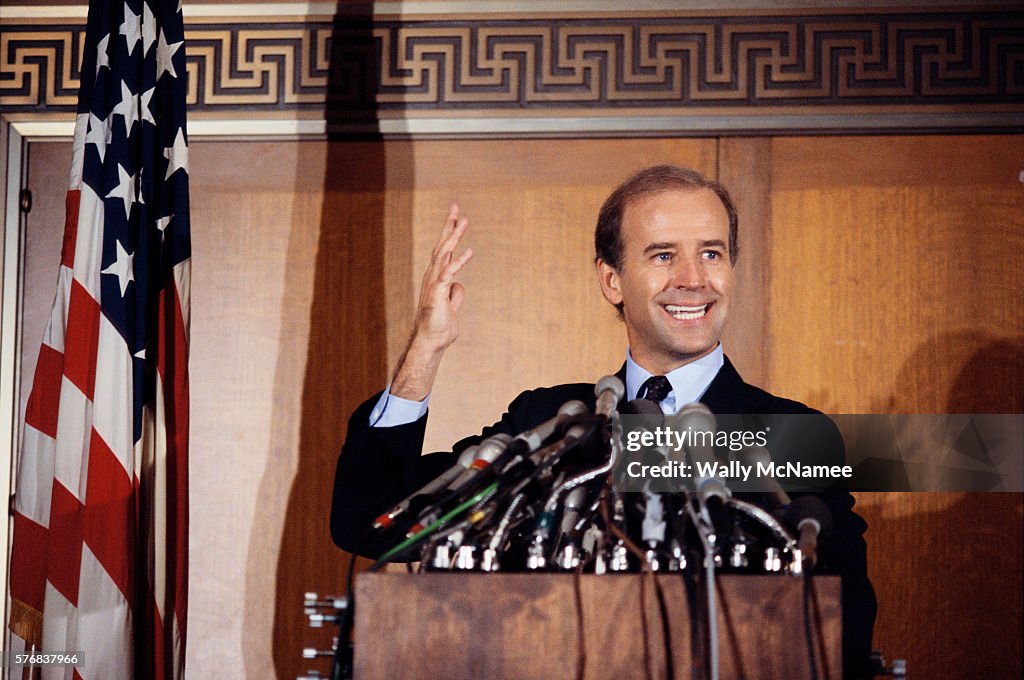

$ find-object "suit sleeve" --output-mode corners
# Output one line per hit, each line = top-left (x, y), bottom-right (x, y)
(330, 389), (545, 557)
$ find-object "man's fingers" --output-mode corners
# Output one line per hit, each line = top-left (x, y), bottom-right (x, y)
(437, 216), (469, 260)
(427, 212), (470, 282)
(432, 204), (462, 256)
(449, 282), (466, 312)
(441, 246), (473, 282)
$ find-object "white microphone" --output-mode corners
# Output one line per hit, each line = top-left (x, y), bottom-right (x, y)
(595, 375), (625, 417)
(406, 434), (512, 537)
(373, 445), (479, 529)
(499, 400), (589, 470)
(445, 434), (512, 491)
(672, 403), (730, 502)
(782, 496), (833, 566)
(642, 492), (667, 545)
(559, 486), (589, 538)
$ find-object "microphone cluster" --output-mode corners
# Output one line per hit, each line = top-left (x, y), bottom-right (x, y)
(369, 375), (831, 576)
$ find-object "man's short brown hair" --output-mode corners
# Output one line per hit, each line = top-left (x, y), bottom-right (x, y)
(594, 165), (739, 272)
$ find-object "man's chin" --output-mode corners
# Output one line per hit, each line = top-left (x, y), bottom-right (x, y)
(666, 333), (723, 361)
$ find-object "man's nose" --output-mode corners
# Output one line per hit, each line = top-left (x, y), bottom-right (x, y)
(669, 256), (707, 289)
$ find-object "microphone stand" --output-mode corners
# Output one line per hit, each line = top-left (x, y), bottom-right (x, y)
(684, 492), (720, 680)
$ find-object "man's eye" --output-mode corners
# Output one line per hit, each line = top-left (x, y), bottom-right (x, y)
(702, 251), (722, 260)
(655, 252), (672, 262)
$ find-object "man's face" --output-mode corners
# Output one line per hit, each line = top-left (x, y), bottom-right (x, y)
(597, 187), (735, 375)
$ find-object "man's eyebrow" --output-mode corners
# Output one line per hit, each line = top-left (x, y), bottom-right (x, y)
(641, 239), (727, 254)
(642, 241), (677, 255)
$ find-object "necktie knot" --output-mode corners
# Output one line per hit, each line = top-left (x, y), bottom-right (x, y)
(638, 375), (672, 404)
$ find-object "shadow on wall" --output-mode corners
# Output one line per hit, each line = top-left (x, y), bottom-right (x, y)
(239, 7), (406, 678)
(880, 331), (1023, 415)
(858, 331), (1024, 679)
(859, 492), (1023, 680)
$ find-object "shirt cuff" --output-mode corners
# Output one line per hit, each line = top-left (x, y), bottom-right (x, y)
(369, 385), (430, 427)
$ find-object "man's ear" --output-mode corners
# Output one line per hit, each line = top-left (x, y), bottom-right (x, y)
(596, 259), (623, 307)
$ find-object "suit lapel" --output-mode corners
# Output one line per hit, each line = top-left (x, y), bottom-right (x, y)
(699, 356), (754, 414)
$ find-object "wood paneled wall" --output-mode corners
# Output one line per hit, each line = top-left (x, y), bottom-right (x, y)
(17, 135), (1022, 679)
(768, 136), (1024, 415)
(766, 135), (1024, 680)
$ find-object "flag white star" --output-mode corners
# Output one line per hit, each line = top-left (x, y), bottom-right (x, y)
(85, 113), (111, 162)
(163, 128), (189, 179)
(142, 2), (158, 56)
(120, 6), (141, 54)
(96, 33), (111, 74)
(141, 87), (156, 125)
(101, 240), (135, 297)
(106, 164), (137, 219)
(111, 80), (140, 136)
(156, 214), (173, 235)
(156, 28), (183, 80)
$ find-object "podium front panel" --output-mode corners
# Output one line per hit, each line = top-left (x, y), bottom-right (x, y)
(354, 573), (841, 679)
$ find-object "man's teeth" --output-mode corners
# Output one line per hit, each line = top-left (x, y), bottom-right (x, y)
(665, 304), (708, 320)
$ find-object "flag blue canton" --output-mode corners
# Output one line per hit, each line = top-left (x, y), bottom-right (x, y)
(78, 0), (191, 443)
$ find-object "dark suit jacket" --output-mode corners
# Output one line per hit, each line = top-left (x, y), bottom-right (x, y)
(331, 357), (877, 678)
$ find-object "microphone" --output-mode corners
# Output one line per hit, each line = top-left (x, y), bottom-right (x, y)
(595, 375), (625, 417)
(373, 444), (480, 529)
(621, 398), (664, 416)
(406, 434), (512, 536)
(782, 496), (833, 567)
(515, 400), (588, 451)
(444, 434), (512, 491)
(734, 444), (791, 508)
(671, 403), (730, 502)
(642, 491), (666, 545)
(495, 400), (589, 474)
(502, 420), (593, 485)
(559, 486), (589, 538)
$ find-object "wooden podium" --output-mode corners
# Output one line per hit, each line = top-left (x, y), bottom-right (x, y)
(354, 572), (841, 679)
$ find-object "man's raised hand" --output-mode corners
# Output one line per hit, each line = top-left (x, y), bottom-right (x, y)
(390, 205), (474, 401)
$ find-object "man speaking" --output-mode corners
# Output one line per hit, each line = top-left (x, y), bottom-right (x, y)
(331, 165), (876, 678)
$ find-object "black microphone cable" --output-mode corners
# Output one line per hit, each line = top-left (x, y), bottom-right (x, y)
(572, 566), (587, 680)
(330, 536), (363, 680)
(802, 566), (822, 680)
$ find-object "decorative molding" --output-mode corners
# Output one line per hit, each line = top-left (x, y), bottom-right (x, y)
(2, 9), (1021, 136)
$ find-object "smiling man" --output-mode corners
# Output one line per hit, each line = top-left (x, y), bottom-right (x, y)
(596, 167), (735, 375)
(331, 165), (876, 679)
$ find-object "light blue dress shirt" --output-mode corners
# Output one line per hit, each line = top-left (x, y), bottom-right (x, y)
(369, 343), (725, 426)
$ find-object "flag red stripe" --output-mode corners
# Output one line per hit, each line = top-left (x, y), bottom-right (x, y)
(9, 513), (49, 610)
(160, 282), (190, 638)
(47, 481), (85, 606)
(62, 190), (80, 268)
(63, 280), (101, 400)
(83, 429), (135, 601)
(25, 343), (64, 438)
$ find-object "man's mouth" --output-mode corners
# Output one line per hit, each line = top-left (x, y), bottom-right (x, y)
(664, 303), (709, 320)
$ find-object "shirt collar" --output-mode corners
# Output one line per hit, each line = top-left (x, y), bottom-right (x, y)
(625, 344), (725, 413)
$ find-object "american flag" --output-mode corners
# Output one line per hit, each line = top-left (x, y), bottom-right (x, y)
(8, 0), (190, 678)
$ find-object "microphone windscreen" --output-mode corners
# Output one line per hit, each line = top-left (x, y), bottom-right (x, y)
(671, 402), (717, 432)
(558, 399), (589, 417)
(622, 398), (663, 415)
(595, 375), (625, 401)
(783, 496), (833, 536)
